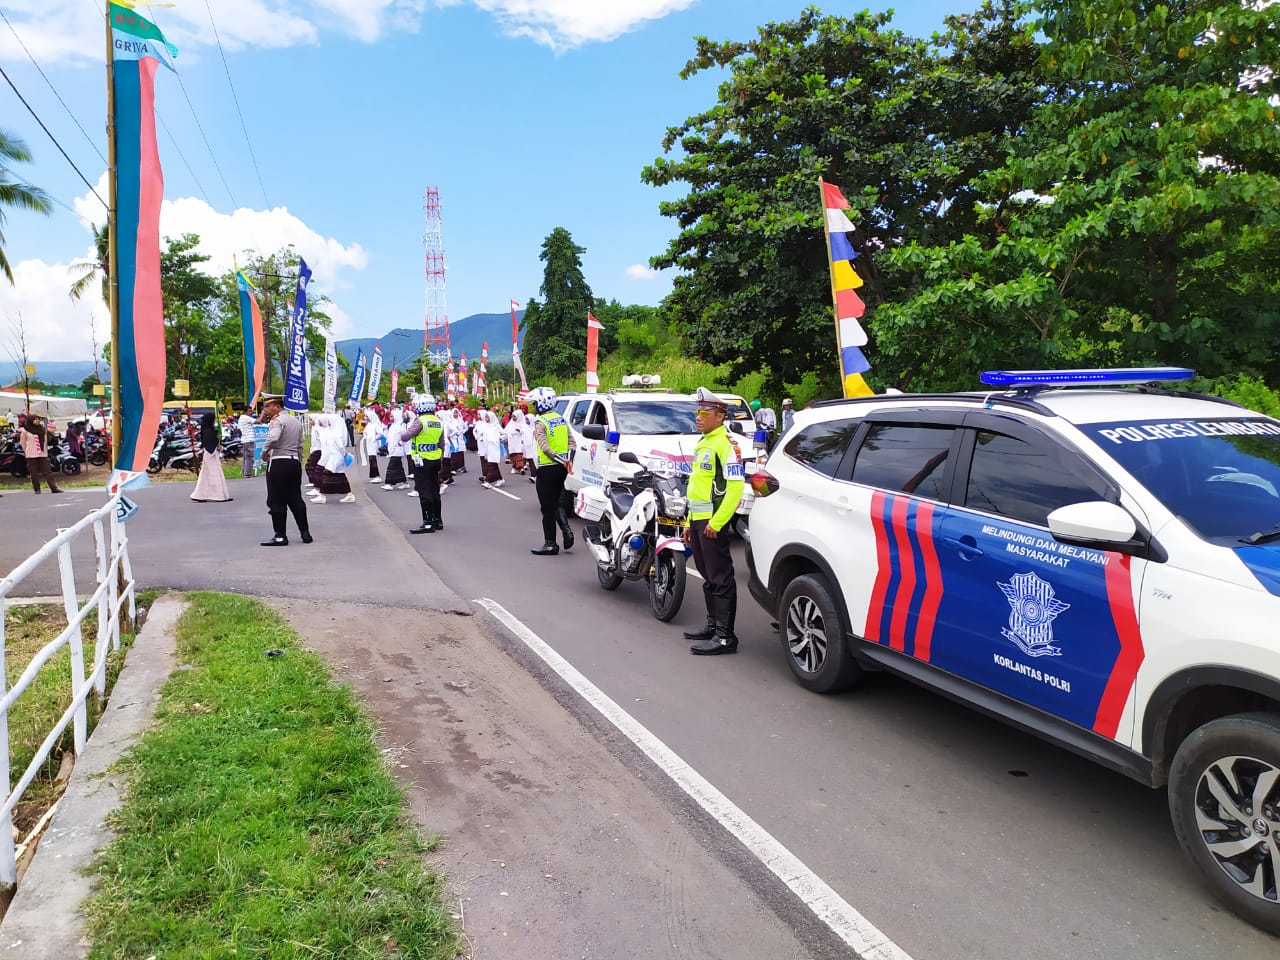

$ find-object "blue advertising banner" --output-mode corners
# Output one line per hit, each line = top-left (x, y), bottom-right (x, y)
(323, 338), (338, 413)
(366, 345), (383, 401)
(349, 348), (366, 405)
(284, 258), (313, 411)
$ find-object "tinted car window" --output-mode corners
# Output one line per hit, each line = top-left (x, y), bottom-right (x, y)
(612, 400), (700, 434)
(568, 401), (590, 430)
(851, 424), (954, 498)
(783, 418), (861, 477)
(964, 430), (1107, 527)
(1080, 418), (1280, 541)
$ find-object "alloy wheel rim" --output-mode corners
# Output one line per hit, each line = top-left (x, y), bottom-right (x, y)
(1193, 754), (1280, 903)
(785, 595), (827, 674)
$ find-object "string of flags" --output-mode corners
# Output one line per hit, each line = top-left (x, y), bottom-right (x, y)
(820, 179), (874, 398)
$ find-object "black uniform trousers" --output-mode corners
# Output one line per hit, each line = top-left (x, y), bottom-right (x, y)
(412, 459), (442, 523)
(535, 462), (568, 544)
(690, 519), (735, 601)
(265, 458), (309, 538)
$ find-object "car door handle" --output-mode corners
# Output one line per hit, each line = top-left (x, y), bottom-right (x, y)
(942, 537), (984, 560)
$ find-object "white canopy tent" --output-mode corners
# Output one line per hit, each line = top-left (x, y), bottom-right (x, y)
(0, 391), (89, 421)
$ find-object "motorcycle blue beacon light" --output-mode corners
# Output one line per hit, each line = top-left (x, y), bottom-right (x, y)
(980, 367), (1195, 388)
(606, 430), (621, 446)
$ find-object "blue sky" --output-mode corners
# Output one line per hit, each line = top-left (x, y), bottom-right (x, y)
(1, 1), (960, 361)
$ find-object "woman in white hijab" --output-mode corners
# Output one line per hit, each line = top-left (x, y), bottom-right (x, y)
(445, 404), (467, 475)
(310, 415), (356, 504)
(505, 408), (530, 475)
(475, 409), (505, 487)
(361, 406), (385, 482)
(382, 404), (412, 489)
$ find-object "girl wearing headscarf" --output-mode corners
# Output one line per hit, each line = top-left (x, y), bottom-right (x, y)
(505, 408), (530, 475)
(361, 406), (384, 482)
(310, 415), (355, 504)
(475, 409), (505, 487)
(381, 404), (411, 489)
(190, 412), (233, 502)
(446, 404), (467, 475)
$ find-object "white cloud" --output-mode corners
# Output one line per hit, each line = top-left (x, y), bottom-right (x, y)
(0, 179), (366, 361)
(625, 263), (664, 281)
(472, 0), (700, 50)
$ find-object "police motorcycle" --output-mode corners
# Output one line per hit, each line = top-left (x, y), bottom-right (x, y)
(574, 424), (690, 622)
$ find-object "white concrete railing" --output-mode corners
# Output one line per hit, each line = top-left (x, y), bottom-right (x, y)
(0, 497), (136, 889)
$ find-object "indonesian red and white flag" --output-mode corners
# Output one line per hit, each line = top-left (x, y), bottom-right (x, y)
(510, 299), (528, 391)
(586, 312), (603, 393)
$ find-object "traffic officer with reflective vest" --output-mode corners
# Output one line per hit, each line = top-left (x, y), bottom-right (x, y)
(683, 387), (745, 655)
(401, 395), (445, 534)
(529, 386), (576, 555)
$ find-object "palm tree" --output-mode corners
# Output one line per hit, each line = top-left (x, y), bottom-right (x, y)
(68, 222), (109, 303)
(0, 129), (53, 283)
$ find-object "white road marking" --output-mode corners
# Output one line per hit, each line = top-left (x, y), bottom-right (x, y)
(474, 597), (913, 960)
(685, 566), (703, 581)
(487, 485), (522, 501)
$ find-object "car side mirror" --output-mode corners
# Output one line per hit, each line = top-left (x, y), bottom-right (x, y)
(582, 424), (607, 441)
(1047, 501), (1137, 544)
(618, 451), (640, 465)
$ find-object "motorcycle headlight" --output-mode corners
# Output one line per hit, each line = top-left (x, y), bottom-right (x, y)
(666, 494), (687, 519)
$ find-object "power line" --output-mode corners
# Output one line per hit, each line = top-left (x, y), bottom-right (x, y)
(205, 0), (269, 209)
(0, 9), (106, 166)
(146, 9), (240, 210)
(0, 63), (107, 210)
(5, 171), (79, 217)
(156, 111), (213, 207)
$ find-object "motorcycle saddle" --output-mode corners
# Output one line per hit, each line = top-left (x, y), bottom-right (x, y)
(608, 489), (635, 518)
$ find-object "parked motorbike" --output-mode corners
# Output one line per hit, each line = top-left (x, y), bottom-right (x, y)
(148, 425), (199, 473)
(220, 425), (243, 461)
(575, 447), (690, 622)
(46, 438), (82, 476)
(0, 434), (26, 477)
(84, 432), (112, 467)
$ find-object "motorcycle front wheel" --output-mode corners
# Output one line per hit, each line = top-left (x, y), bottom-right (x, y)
(648, 550), (686, 622)
(146, 458), (162, 475)
(61, 460), (81, 475)
(88, 451), (107, 466)
(597, 562), (623, 591)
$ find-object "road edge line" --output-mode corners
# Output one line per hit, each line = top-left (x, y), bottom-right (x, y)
(474, 596), (913, 960)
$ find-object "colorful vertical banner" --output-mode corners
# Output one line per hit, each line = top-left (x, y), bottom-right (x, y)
(478, 342), (488, 398)
(237, 270), (265, 408)
(390, 368), (400, 403)
(284, 258), (313, 411)
(510, 299), (529, 391)
(421, 364), (429, 395)
(459, 354), (469, 396)
(446, 359), (456, 402)
(348, 348), (366, 405)
(366, 344), (383, 400)
(323, 337), (338, 413)
(108, 2), (177, 488)
(819, 179), (873, 398)
(586, 312), (603, 394)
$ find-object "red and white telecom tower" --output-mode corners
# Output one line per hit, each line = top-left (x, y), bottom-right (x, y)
(423, 187), (451, 365)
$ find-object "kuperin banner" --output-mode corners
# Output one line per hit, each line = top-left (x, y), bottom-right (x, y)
(284, 258), (313, 411)
(348, 348), (366, 404)
(366, 344), (383, 400)
(323, 338), (338, 413)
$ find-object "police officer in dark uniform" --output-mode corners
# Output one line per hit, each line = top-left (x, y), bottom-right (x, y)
(259, 397), (312, 546)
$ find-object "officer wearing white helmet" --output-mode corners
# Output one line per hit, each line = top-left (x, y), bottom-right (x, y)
(528, 386), (577, 555)
(400, 394), (445, 534)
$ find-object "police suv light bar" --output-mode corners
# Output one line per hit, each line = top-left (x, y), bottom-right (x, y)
(980, 367), (1195, 388)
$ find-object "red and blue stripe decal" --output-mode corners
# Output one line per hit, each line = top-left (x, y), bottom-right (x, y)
(864, 492), (944, 661)
(1092, 554), (1144, 738)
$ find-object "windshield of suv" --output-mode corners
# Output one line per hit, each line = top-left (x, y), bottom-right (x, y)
(613, 400), (700, 435)
(1081, 418), (1280, 542)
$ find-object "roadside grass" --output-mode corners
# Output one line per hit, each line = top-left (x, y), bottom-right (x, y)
(4, 592), (156, 836)
(85, 593), (460, 960)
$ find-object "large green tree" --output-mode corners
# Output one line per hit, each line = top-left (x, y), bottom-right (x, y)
(642, 3), (1042, 394)
(0, 129), (52, 283)
(520, 227), (598, 380)
(878, 0), (1280, 389)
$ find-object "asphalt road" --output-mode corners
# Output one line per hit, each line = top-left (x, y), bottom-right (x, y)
(1, 462), (1275, 958)
(367, 462), (1275, 960)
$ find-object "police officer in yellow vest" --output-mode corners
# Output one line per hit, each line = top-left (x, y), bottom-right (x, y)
(683, 387), (746, 655)
(401, 395), (445, 534)
(529, 386), (576, 555)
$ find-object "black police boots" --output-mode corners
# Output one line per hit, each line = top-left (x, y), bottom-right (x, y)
(556, 507), (575, 550)
(530, 542), (559, 556)
(410, 510), (435, 534)
(683, 583), (717, 641)
(690, 595), (738, 656)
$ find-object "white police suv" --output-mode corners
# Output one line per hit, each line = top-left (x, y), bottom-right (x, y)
(746, 368), (1280, 933)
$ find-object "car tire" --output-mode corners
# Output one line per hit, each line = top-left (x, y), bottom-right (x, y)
(1168, 711), (1280, 934)
(778, 574), (860, 694)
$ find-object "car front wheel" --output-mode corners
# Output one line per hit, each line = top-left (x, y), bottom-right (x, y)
(1168, 712), (1280, 934)
(778, 574), (860, 694)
